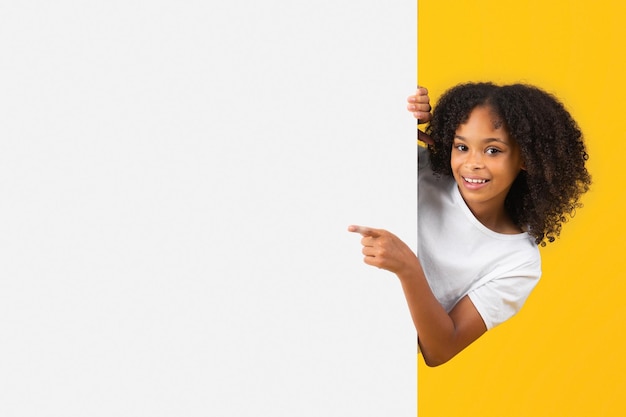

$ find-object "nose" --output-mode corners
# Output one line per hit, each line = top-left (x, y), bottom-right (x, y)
(465, 150), (484, 170)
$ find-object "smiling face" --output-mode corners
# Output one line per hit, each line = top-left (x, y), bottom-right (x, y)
(451, 105), (524, 231)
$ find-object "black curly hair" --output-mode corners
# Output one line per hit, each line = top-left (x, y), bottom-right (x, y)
(425, 82), (591, 246)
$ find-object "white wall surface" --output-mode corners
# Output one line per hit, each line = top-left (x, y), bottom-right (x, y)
(0, 1), (417, 416)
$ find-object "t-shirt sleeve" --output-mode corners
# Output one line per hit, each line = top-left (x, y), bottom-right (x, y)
(467, 264), (541, 330)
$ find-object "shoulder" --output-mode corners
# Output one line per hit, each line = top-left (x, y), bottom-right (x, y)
(418, 145), (453, 192)
(467, 241), (541, 330)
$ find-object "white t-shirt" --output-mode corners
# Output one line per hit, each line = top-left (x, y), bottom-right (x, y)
(418, 146), (541, 330)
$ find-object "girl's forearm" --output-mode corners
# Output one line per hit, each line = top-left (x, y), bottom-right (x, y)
(347, 225), (485, 365)
(396, 262), (464, 366)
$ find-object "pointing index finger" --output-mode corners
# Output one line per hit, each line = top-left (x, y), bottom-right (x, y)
(347, 225), (380, 237)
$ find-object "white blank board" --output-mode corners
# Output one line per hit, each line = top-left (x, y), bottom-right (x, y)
(0, 1), (417, 416)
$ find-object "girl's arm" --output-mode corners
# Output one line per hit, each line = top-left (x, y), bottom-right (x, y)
(348, 225), (487, 367)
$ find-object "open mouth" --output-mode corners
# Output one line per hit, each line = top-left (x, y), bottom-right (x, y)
(463, 177), (489, 184)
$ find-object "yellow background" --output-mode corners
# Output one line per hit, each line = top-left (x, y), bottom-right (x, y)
(417, 0), (626, 416)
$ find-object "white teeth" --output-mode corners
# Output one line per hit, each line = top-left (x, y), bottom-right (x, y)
(464, 177), (487, 184)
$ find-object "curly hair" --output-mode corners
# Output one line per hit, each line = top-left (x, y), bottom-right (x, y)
(425, 82), (591, 246)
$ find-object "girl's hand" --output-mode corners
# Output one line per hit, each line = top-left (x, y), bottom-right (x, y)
(407, 87), (434, 145)
(348, 225), (487, 366)
(348, 225), (419, 276)
(407, 86), (432, 124)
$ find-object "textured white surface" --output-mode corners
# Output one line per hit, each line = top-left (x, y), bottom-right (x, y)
(0, 1), (416, 415)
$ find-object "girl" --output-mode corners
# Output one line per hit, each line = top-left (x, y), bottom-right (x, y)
(349, 83), (591, 366)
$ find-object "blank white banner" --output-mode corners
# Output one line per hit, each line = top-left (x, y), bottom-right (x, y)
(0, 1), (417, 416)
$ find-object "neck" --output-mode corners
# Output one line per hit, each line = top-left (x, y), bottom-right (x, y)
(466, 201), (522, 235)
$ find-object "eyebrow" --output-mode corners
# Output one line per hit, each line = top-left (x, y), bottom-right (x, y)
(454, 135), (511, 146)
